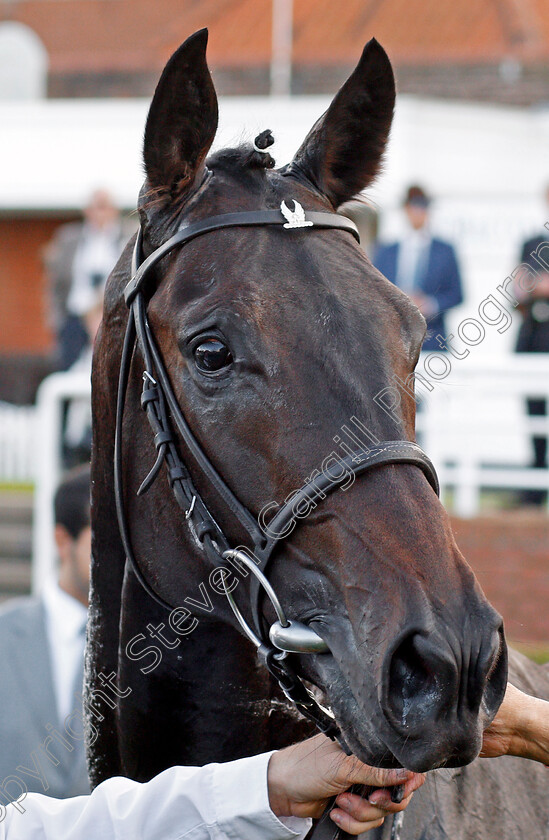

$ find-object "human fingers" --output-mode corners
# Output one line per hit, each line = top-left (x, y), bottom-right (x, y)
(330, 794), (386, 836)
(366, 774), (425, 810)
(330, 788), (418, 835)
(368, 791), (414, 814)
(334, 752), (422, 791)
(334, 790), (414, 822)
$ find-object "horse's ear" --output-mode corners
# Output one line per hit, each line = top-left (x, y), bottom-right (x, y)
(143, 28), (218, 200)
(290, 39), (395, 208)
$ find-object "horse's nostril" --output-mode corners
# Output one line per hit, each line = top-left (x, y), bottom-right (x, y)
(384, 623), (508, 742)
(385, 632), (457, 729)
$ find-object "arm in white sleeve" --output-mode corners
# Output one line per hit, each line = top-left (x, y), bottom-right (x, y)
(0, 751), (312, 840)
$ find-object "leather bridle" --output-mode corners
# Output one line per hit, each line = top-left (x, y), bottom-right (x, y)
(114, 198), (440, 755)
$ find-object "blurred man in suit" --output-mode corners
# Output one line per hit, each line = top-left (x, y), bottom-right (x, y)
(44, 190), (131, 370)
(515, 191), (549, 505)
(0, 466), (90, 799)
(373, 185), (463, 350)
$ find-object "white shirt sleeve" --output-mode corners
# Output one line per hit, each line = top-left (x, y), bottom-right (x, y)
(0, 750), (312, 840)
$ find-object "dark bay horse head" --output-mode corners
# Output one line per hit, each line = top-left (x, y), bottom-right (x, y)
(112, 29), (507, 774)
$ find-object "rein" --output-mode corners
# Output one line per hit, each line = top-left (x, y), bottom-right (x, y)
(114, 199), (438, 839)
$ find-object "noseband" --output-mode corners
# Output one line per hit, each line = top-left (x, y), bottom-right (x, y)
(114, 199), (439, 743)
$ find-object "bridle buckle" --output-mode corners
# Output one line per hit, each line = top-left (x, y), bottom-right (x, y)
(142, 370), (157, 386)
(185, 496), (196, 520)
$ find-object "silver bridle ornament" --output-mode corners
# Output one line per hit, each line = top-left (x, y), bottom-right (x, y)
(221, 549), (330, 654)
(280, 199), (314, 230)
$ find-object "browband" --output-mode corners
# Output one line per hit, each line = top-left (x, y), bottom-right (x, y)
(125, 208), (360, 305)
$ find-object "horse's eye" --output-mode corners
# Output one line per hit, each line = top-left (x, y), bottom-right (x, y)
(193, 338), (233, 373)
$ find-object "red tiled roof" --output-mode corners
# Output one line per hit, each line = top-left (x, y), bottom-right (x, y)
(8, 0), (549, 75)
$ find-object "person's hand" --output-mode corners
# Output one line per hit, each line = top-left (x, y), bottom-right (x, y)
(530, 272), (549, 298)
(267, 734), (425, 835)
(409, 292), (437, 318)
(481, 682), (549, 765)
(409, 292), (428, 313)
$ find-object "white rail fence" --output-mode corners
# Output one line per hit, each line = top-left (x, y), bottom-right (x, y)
(0, 401), (36, 482)
(415, 355), (549, 516)
(0, 359), (547, 591)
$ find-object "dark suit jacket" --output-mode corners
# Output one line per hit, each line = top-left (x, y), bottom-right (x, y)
(516, 233), (549, 353)
(0, 597), (89, 799)
(520, 234), (548, 270)
(373, 237), (463, 350)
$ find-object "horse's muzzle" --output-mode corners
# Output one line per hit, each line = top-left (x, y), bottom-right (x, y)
(379, 619), (508, 771)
